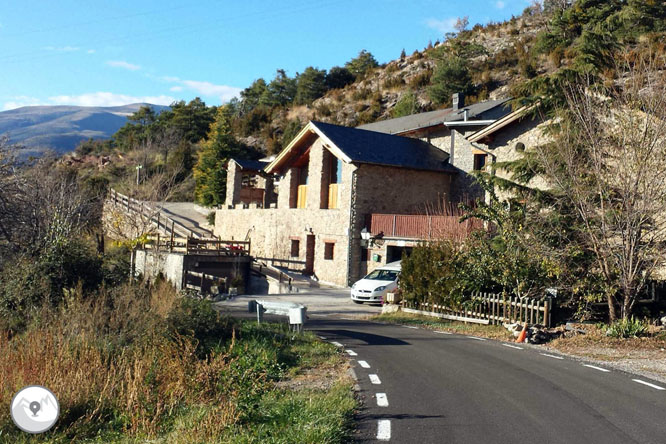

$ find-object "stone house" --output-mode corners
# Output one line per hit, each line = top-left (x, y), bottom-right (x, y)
(214, 94), (515, 287)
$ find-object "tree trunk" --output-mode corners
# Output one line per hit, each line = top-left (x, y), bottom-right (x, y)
(607, 291), (618, 322)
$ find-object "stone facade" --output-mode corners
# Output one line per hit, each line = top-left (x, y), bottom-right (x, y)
(215, 135), (455, 286)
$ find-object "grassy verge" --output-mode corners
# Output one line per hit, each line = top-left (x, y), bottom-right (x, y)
(372, 311), (514, 341)
(0, 281), (355, 443)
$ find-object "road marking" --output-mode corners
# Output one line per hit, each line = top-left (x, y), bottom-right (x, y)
(503, 344), (523, 350)
(317, 335), (327, 340)
(369, 374), (381, 384)
(434, 331), (452, 335)
(403, 325), (419, 329)
(467, 336), (487, 341)
(331, 341), (343, 347)
(345, 349), (358, 356)
(583, 364), (610, 373)
(358, 360), (370, 368)
(376, 393), (389, 407)
(540, 353), (564, 360)
(377, 419), (391, 441)
(632, 379), (666, 390)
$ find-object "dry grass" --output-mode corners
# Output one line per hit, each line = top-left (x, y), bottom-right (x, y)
(0, 281), (239, 441)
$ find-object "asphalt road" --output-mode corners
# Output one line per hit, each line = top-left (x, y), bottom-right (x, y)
(310, 318), (666, 444)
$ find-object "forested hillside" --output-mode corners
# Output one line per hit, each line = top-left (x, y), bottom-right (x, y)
(59, 0), (665, 205)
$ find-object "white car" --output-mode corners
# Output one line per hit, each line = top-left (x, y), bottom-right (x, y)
(351, 261), (401, 304)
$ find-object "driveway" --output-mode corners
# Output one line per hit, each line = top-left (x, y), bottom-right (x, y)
(215, 287), (382, 318)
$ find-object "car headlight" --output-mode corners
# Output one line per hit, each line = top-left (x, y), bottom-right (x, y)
(375, 286), (386, 292)
(352, 283), (357, 289)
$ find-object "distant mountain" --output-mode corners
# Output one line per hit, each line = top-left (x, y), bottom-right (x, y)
(0, 103), (170, 156)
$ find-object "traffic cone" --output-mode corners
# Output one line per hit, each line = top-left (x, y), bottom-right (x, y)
(516, 323), (528, 343)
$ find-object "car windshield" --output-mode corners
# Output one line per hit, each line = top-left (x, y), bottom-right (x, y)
(364, 269), (399, 281)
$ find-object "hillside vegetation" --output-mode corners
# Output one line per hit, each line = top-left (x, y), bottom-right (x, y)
(58, 0), (664, 207)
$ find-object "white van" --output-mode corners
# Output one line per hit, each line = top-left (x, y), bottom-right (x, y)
(350, 261), (401, 304)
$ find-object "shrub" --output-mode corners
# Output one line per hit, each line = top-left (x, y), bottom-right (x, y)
(606, 317), (649, 338)
(399, 241), (461, 306)
(408, 69), (433, 89)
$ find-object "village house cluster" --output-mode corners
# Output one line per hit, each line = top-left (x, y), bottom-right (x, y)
(215, 93), (545, 287)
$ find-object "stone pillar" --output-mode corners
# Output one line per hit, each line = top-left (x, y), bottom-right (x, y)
(307, 140), (326, 210)
(225, 160), (242, 207)
(263, 175), (276, 208)
(278, 168), (298, 209)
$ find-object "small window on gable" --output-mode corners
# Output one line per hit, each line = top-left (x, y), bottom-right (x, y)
(473, 153), (486, 171)
(324, 242), (335, 260)
(290, 239), (300, 257)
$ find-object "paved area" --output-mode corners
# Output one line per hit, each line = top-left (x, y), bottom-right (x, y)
(215, 287), (382, 318)
(218, 288), (666, 443)
(156, 202), (214, 237)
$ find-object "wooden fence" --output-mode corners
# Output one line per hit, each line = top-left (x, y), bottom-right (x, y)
(402, 292), (552, 327)
(367, 213), (484, 241)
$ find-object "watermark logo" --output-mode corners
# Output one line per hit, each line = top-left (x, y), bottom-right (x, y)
(10, 386), (59, 434)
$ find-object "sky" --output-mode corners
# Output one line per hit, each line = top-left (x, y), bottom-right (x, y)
(0, 0), (532, 111)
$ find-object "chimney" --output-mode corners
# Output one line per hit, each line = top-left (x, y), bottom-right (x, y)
(452, 92), (465, 111)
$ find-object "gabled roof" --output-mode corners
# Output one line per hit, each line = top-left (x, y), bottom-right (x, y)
(467, 103), (537, 143)
(357, 98), (512, 135)
(231, 158), (270, 171)
(265, 121), (453, 174)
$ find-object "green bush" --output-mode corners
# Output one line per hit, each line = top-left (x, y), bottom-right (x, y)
(606, 317), (649, 338)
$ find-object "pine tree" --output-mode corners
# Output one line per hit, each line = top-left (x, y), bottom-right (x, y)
(193, 106), (243, 206)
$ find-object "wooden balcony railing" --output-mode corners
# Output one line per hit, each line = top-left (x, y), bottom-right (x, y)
(366, 213), (483, 241)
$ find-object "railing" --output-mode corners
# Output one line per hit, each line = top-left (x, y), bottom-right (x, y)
(143, 234), (250, 256)
(367, 213), (484, 241)
(108, 189), (202, 240)
(402, 292), (552, 327)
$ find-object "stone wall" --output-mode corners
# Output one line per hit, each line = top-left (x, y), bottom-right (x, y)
(135, 250), (185, 289)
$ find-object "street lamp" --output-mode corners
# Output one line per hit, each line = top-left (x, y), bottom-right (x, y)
(135, 165), (143, 185)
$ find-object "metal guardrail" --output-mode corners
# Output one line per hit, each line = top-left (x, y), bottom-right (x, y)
(248, 300), (307, 332)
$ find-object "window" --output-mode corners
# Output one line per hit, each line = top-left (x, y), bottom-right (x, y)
(290, 239), (300, 257)
(473, 153), (486, 171)
(324, 242), (335, 260)
(323, 153), (342, 209)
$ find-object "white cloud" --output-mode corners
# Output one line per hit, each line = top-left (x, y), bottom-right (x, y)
(169, 86), (184, 92)
(2, 96), (42, 110)
(495, 1), (506, 9)
(106, 60), (141, 71)
(44, 45), (80, 52)
(180, 80), (241, 102)
(46, 92), (176, 107)
(87, 49), (96, 54)
(425, 17), (458, 35)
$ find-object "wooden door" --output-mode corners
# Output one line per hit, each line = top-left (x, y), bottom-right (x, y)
(305, 234), (315, 275)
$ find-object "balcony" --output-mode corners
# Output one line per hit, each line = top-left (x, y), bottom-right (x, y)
(366, 213), (483, 241)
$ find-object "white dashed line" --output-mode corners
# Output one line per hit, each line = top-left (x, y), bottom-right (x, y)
(403, 325), (419, 329)
(467, 336), (487, 341)
(377, 419), (391, 441)
(503, 344), (523, 350)
(331, 341), (343, 347)
(376, 393), (389, 407)
(434, 331), (453, 335)
(540, 353), (564, 360)
(632, 379), (666, 391)
(583, 364), (610, 373)
(369, 374), (382, 385)
(345, 349), (358, 356)
(317, 335), (327, 340)
(358, 360), (371, 369)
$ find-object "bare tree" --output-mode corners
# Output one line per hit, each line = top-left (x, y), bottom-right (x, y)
(533, 49), (666, 320)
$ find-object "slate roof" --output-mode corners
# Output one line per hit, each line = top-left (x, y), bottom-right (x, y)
(311, 121), (452, 172)
(357, 98), (512, 135)
(231, 158), (270, 171)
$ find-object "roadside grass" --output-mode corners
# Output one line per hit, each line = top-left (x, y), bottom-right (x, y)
(0, 282), (355, 444)
(548, 323), (666, 355)
(372, 311), (514, 340)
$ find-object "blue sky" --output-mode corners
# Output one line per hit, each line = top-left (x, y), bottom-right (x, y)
(0, 0), (531, 110)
